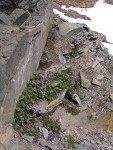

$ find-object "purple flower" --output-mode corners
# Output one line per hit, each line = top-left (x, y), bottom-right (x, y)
(75, 41), (80, 45)
(28, 125), (33, 129)
(38, 109), (42, 114)
(54, 28), (59, 39)
(21, 117), (24, 121)
(49, 130), (53, 136)
(41, 75), (45, 82)
(51, 136), (55, 142)
(26, 105), (30, 111)
(16, 107), (21, 112)
(72, 70), (76, 76)
(35, 136), (42, 143)
(32, 104), (37, 113)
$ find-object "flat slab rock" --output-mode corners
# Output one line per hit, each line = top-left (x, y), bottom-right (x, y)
(47, 89), (66, 111)
(92, 78), (101, 86)
(9, 8), (29, 26)
(59, 22), (83, 36)
(0, 13), (11, 25)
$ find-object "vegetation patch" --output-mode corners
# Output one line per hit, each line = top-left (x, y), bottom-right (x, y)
(13, 66), (82, 142)
(67, 135), (80, 149)
(65, 105), (80, 115)
(71, 40), (82, 57)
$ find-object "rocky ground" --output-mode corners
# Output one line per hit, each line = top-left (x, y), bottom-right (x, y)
(1, 0), (113, 150)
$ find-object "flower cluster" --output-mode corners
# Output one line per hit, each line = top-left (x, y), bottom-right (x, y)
(35, 75), (46, 85)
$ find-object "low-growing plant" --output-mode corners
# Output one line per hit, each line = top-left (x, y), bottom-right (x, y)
(66, 105), (80, 115)
(43, 115), (61, 135)
(13, 67), (83, 139)
(67, 135), (80, 148)
(47, 29), (55, 43)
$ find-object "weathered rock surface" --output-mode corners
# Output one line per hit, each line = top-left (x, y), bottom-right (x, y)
(80, 71), (91, 89)
(47, 90), (67, 111)
(9, 8), (29, 26)
(0, 0), (52, 144)
(59, 22), (83, 36)
(0, 13), (11, 25)
(110, 93), (113, 101)
(92, 78), (101, 86)
(71, 92), (81, 106)
(40, 127), (49, 140)
(21, 135), (34, 143)
(92, 57), (104, 68)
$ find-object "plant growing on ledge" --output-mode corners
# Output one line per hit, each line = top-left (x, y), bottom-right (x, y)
(12, 67), (83, 141)
(71, 40), (81, 57)
(67, 135), (80, 149)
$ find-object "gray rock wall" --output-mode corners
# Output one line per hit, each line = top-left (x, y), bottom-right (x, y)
(0, 0), (53, 127)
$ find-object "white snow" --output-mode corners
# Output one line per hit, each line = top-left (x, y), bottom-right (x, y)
(53, 0), (113, 55)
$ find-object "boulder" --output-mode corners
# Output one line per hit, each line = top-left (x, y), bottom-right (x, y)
(59, 22), (83, 37)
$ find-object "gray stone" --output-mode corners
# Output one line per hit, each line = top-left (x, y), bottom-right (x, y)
(40, 127), (49, 140)
(58, 52), (66, 64)
(110, 93), (113, 101)
(92, 57), (104, 68)
(109, 54), (113, 60)
(100, 43), (105, 51)
(92, 78), (101, 86)
(87, 33), (97, 40)
(9, 8), (29, 26)
(46, 142), (54, 150)
(80, 71), (91, 89)
(40, 139), (46, 147)
(0, 143), (6, 150)
(96, 75), (104, 80)
(84, 140), (92, 147)
(0, 13), (11, 25)
(72, 92), (81, 106)
(22, 135), (34, 143)
(94, 63), (104, 73)
(76, 146), (88, 150)
(29, 0), (39, 10)
(59, 22), (83, 37)
(40, 139), (54, 150)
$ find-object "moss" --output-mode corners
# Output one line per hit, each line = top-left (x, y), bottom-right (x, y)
(67, 135), (80, 148)
(66, 105), (80, 115)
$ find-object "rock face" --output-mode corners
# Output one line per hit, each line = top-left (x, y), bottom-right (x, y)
(0, 0), (52, 132)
